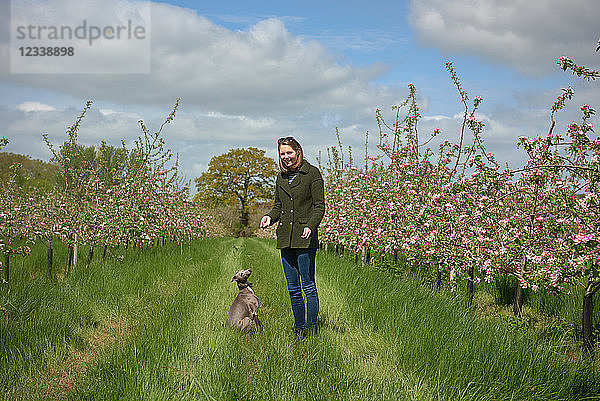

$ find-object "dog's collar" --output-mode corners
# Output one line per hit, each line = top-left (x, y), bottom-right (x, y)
(238, 282), (253, 289)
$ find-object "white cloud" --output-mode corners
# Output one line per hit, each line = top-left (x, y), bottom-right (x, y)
(409, 0), (600, 76)
(99, 109), (142, 120)
(0, 1), (410, 191)
(422, 114), (451, 121)
(203, 111), (275, 129)
(12, 0), (597, 194)
(16, 101), (56, 112)
(1, 2), (403, 115)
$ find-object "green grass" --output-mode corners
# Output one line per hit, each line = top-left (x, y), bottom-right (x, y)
(387, 256), (599, 348)
(1, 238), (599, 400)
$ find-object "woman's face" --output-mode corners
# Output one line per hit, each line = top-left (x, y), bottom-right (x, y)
(279, 144), (297, 168)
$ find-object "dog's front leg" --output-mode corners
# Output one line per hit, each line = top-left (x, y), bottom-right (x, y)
(253, 313), (263, 332)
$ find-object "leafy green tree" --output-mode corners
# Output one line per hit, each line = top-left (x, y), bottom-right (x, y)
(95, 140), (132, 187)
(0, 152), (58, 192)
(194, 147), (277, 233)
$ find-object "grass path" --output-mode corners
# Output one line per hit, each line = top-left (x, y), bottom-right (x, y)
(2, 237), (599, 400)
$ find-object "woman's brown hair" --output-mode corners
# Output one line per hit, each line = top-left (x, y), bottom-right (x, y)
(277, 136), (304, 173)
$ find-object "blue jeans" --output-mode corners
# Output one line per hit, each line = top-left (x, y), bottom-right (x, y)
(281, 248), (318, 330)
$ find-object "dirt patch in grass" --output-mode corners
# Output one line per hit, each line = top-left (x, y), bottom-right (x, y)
(40, 317), (132, 399)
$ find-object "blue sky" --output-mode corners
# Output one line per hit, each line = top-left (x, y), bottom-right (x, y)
(1, 0), (598, 194)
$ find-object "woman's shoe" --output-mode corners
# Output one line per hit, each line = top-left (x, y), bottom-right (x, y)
(293, 327), (308, 340)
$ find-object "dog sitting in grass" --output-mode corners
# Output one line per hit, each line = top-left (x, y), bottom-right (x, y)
(226, 269), (262, 332)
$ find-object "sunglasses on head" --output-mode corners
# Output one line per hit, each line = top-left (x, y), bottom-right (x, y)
(278, 136), (295, 144)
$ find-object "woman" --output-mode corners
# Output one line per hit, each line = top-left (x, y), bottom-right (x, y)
(260, 136), (325, 337)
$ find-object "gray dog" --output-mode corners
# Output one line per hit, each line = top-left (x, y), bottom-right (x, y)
(226, 269), (263, 332)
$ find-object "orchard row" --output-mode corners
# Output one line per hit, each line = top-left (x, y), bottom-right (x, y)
(0, 100), (213, 277)
(320, 57), (600, 354)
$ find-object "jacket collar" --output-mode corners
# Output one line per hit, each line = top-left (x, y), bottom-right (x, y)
(280, 160), (310, 195)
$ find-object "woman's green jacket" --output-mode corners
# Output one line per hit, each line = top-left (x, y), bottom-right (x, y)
(264, 160), (325, 249)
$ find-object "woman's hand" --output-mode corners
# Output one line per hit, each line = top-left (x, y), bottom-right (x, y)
(260, 215), (271, 228)
(301, 227), (311, 239)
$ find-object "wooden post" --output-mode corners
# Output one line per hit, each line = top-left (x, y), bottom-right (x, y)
(73, 234), (78, 267)
(450, 268), (457, 293)
(514, 254), (526, 317)
(583, 288), (594, 357)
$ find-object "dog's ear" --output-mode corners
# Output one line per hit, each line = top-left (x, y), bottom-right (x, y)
(231, 275), (236, 282)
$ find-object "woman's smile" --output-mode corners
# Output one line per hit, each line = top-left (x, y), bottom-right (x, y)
(279, 145), (297, 166)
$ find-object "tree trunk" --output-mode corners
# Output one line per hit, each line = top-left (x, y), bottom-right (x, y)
(435, 261), (441, 291)
(47, 247), (53, 278)
(393, 250), (397, 265)
(513, 282), (525, 317)
(513, 254), (528, 317)
(240, 202), (249, 233)
(365, 248), (371, 264)
(102, 244), (107, 260)
(3, 254), (9, 283)
(583, 284), (595, 357)
(47, 236), (53, 278)
(65, 244), (73, 277)
(86, 244), (94, 268)
(467, 266), (474, 306)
